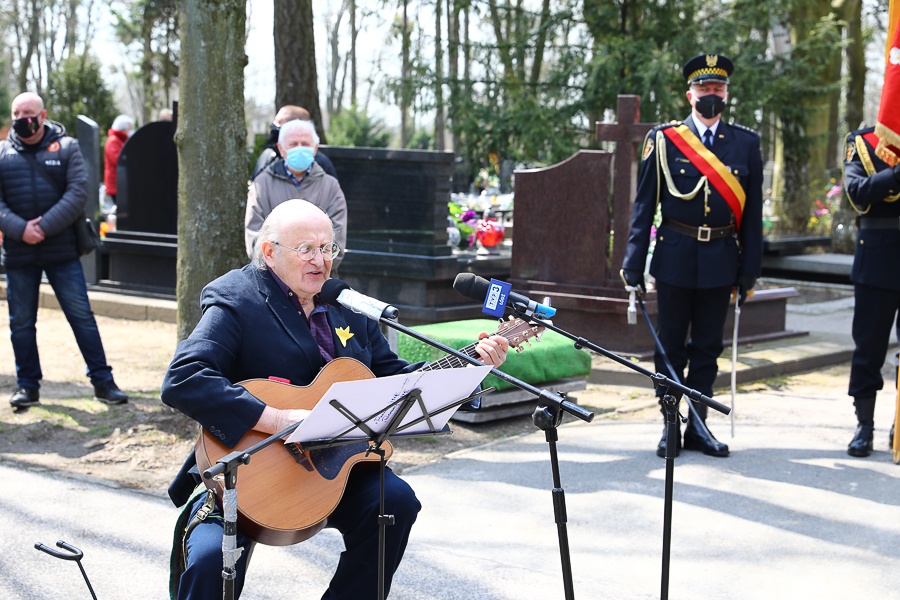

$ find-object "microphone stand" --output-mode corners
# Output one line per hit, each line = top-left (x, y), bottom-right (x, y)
(375, 314), (592, 600)
(202, 421), (303, 600)
(508, 306), (730, 600)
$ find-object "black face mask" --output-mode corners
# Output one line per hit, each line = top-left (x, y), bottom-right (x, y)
(266, 124), (280, 146)
(12, 116), (42, 139)
(695, 94), (726, 119)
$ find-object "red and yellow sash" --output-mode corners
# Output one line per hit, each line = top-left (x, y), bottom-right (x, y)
(662, 124), (746, 230)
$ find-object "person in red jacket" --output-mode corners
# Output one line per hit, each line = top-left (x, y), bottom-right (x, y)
(103, 114), (134, 205)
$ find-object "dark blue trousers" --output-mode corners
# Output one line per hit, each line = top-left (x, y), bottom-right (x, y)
(653, 281), (733, 398)
(849, 283), (900, 399)
(177, 466), (420, 599)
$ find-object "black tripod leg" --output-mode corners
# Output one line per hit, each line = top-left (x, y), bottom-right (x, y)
(660, 392), (680, 600)
(533, 402), (576, 600)
(373, 445), (393, 600)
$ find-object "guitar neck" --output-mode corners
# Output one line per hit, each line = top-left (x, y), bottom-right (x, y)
(420, 342), (482, 372)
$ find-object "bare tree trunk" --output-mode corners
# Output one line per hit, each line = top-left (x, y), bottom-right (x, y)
(141, 21), (154, 123)
(530, 0), (551, 87)
(275, 0), (325, 141)
(434, 0), (444, 150)
(463, 6), (470, 97)
(447, 0), (460, 151)
(400, 0), (410, 147)
(844, 0), (866, 131)
(17, 0), (43, 91)
(326, 5), (346, 117)
(176, 0), (247, 340)
(64, 0), (80, 59)
(350, 0), (358, 107)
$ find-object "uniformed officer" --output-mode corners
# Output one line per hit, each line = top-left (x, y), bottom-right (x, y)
(842, 127), (900, 457)
(620, 53), (764, 458)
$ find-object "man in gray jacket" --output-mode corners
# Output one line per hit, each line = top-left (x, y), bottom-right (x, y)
(244, 119), (347, 271)
(0, 92), (127, 409)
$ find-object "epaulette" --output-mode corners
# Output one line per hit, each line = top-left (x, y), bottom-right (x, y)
(731, 122), (760, 136)
(845, 126), (875, 144)
(641, 122), (678, 161)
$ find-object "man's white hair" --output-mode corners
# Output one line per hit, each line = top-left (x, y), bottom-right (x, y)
(278, 119), (319, 146)
(111, 115), (134, 132)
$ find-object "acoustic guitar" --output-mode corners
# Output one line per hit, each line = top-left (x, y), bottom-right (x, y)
(195, 317), (544, 546)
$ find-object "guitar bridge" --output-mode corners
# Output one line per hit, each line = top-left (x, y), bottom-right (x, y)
(287, 443), (314, 472)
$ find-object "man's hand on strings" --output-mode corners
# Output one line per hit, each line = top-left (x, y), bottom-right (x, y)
(254, 406), (311, 436)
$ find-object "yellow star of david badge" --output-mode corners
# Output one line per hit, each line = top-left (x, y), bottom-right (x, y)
(335, 326), (355, 347)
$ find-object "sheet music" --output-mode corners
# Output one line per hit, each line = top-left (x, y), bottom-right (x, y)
(285, 365), (492, 444)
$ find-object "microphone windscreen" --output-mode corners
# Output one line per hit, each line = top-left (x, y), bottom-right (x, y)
(320, 278), (351, 305)
(452, 273), (491, 301)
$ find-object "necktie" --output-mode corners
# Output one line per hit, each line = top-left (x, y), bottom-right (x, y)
(703, 129), (714, 150)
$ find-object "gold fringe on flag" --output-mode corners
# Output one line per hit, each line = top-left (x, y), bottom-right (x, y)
(876, 0), (900, 166)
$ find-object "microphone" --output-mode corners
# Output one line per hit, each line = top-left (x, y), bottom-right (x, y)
(453, 273), (557, 319)
(320, 279), (399, 321)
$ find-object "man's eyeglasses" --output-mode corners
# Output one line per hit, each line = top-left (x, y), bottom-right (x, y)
(273, 241), (340, 261)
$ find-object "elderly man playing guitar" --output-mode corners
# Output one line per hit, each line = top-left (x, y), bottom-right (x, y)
(161, 199), (510, 599)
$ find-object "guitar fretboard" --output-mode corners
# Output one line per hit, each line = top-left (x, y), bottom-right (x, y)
(418, 320), (531, 372)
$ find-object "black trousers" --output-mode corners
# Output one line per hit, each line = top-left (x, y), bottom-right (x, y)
(653, 281), (733, 399)
(177, 466), (420, 599)
(849, 283), (900, 399)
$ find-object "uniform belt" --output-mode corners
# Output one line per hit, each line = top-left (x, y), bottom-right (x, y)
(859, 217), (900, 230)
(660, 218), (735, 242)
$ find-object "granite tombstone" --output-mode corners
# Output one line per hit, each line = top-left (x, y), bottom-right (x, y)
(100, 109), (178, 296)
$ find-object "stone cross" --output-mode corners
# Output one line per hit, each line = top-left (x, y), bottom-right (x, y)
(595, 95), (655, 284)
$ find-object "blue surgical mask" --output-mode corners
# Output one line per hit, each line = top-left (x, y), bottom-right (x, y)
(285, 146), (315, 172)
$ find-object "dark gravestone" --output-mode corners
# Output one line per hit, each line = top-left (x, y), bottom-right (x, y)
(75, 115), (102, 284)
(508, 96), (658, 355)
(101, 115), (179, 296)
(510, 151), (654, 354)
(115, 120), (177, 233)
(326, 146), (509, 324)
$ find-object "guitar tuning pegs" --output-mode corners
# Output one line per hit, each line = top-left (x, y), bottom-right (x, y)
(515, 345), (525, 354)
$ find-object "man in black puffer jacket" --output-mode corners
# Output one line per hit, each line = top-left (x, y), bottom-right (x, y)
(0, 92), (128, 409)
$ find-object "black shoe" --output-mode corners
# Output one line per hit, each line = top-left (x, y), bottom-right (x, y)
(847, 425), (874, 457)
(9, 387), (40, 408)
(656, 426), (681, 458)
(683, 422), (730, 457)
(94, 381), (128, 405)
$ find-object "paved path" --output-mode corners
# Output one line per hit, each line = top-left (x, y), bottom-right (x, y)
(2, 369), (899, 599)
(3, 280), (900, 599)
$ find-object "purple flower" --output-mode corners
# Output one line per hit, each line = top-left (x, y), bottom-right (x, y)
(461, 210), (478, 224)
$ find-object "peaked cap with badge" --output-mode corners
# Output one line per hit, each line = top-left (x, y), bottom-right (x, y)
(682, 53), (734, 85)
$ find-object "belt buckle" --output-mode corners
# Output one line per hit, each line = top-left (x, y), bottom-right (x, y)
(697, 226), (712, 242)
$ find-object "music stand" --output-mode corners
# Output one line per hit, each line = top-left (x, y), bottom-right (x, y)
(288, 366), (494, 600)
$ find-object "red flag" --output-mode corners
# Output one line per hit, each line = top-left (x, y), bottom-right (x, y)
(875, 0), (900, 165)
